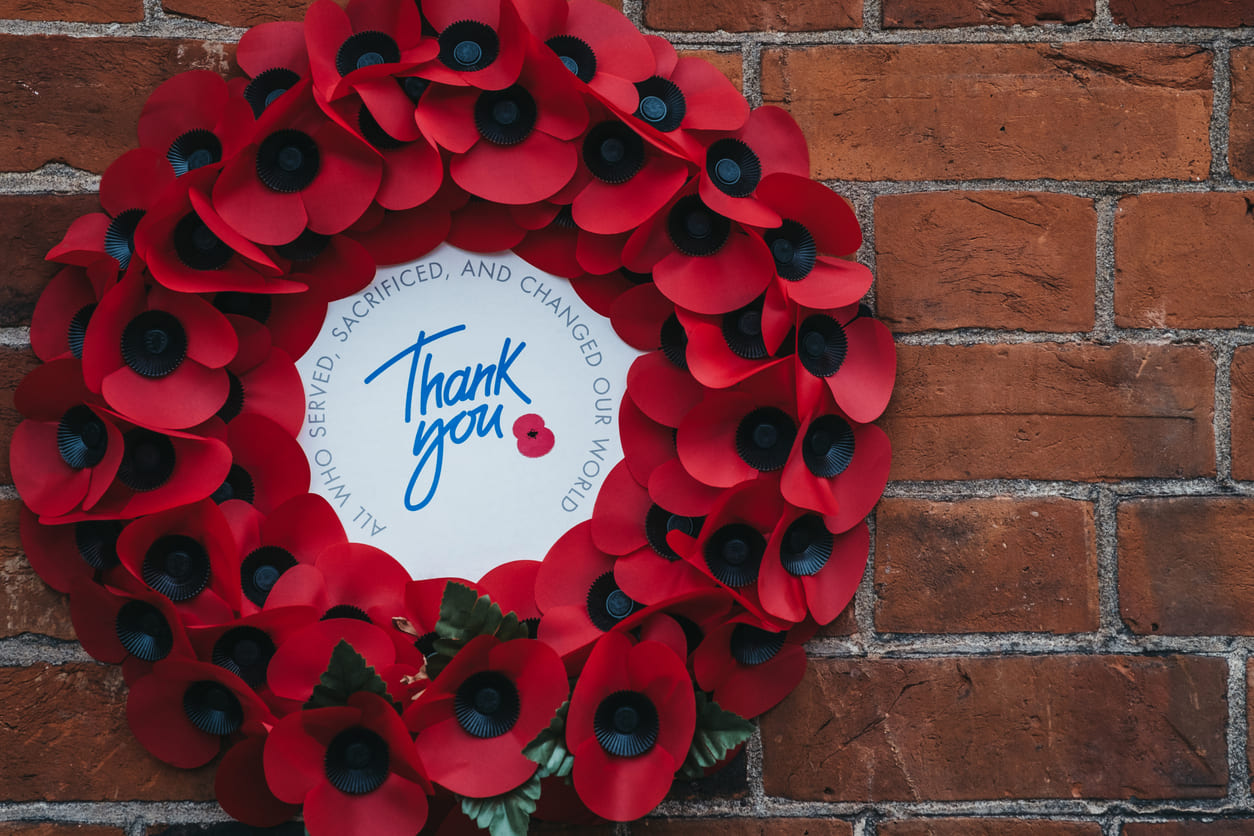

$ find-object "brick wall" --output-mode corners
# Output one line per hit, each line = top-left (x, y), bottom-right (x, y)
(1, 0), (1252, 834)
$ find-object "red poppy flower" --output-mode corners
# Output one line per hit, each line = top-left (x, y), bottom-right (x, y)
(627, 35), (747, 155)
(675, 295), (794, 391)
(407, 634), (567, 797)
(30, 260), (118, 363)
(393, 576), (480, 661)
(138, 70), (255, 177)
(569, 267), (643, 318)
(792, 303), (896, 425)
(20, 505), (127, 593)
(213, 413), (310, 517)
(47, 148), (176, 272)
(128, 658), (274, 768)
(265, 618), (415, 703)
(565, 630), (696, 821)
(609, 281), (677, 353)
(217, 316), (304, 435)
(518, 0), (656, 112)
(622, 184), (775, 316)
(479, 560), (542, 625)
(760, 513), (868, 626)
(68, 574), (194, 669)
(780, 404), (892, 532)
(692, 615), (810, 719)
(345, 197), (453, 266)
(448, 195), (529, 252)
(264, 691), (431, 836)
(265, 542), (411, 627)
(419, 0), (528, 91)
(235, 21), (311, 119)
(509, 201), (630, 278)
(115, 498), (241, 625)
(626, 350), (705, 430)
(418, 42), (587, 204)
(695, 106), (809, 228)
(227, 492), (348, 615)
(133, 167), (300, 296)
(81, 267), (239, 431)
(618, 389), (676, 488)
(11, 359), (125, 518)
(216, 733), (301, 827)
(213, 81), (383, 246)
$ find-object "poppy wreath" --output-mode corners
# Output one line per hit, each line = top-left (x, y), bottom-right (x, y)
(12, 0), (897, 832)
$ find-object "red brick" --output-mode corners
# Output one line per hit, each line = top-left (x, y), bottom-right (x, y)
(0, 347), (39, 486)
(0, 35), (236, 174)
(1111, 0), (1253, 26)
(162, 0), (309, 26)
(678, 49), (743, 90)
(1114, 194), (1254, 328)
(760, 43), (1211, 181)
(1119, 498), (1254, 635)
(0, 826), (124, 836)
(760, 656), (1227, 801)
(0, 500), (75, 639)
(635, 821), (852, 836)
(876, 192), (1097, 333)
(1232, 347), (1254, 480)
(1125, 823), (1254, 835)
(0, 0), (141, 22)
(0, 195), (101, 329)
(644, 0), (859, 32)
(880, 821), (1101, 836)
(1231, 49), (1254, 180)
(880, 343), (1215, 481)
(0, 663), (216, 801)
(883, 0), (1092, 27)
(874, 498), (1099, 634)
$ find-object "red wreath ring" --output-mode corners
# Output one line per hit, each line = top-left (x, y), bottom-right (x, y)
(14, 0), (896, 831)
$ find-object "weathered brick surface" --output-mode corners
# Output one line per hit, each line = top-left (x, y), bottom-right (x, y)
(0, 0), (142, 22)
(1110, 0), (1254, 27)
(0, 347), (40, 486)
(883, 0), (1092, 28)
(0, 664), (216, 801)
(0, 500), (75, 639)
(161, 0), (308, 25)
(0, 195), (101, 329)
(644, 0), (859, 32)
(875, 192), (1097, 332)
(0, 35), (236, 174)
(880, 343), (1215, 481)
(880, 821), (1102, 836)
(1114, 194), (1254, 328)
(1125, 823), (1254, 835)
(761, 44), (1212, 181)
(1232, 346), (1254, 481)
(1231, 48), (1254, 180)
(1119, 498), (1254, 635)
(760, 656), (1228, 801)
(0, 826), (125, 836)
(636, 820), (853, 835)
(874, 498), (1099, 634)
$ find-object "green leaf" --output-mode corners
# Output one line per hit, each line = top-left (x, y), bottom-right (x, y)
(460, 773), (542, 836)
(304, 640), (394, 710)
(677, 691), (755, 780)
(522, 700), (573, 779)
(428, 581), (530, 678)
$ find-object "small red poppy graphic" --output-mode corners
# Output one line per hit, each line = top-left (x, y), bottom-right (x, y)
(512, 413), (555, 457)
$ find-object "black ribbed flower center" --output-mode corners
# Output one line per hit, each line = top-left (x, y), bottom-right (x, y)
(705, 138), (761, 198)
(167, 129), (222, 176)
(454, 670), (521, 738)
(115, 599), (174, 661)
(704, 523), (765, 587)
(212, 625), (276, 687)
(142, 534), (211, 601)
(667, 195), (730, 257)
(587, 572), (637, 630)
(243, 68), (300, 117)
(547, 35), (596, 82)
(803, 415), (856, 478)
(213, 291), (272, 324)
(118, 429), (176, 492)
(239, 545), (297, 607)
(582, 121), (645, 184)
(67, 303), (95, 359)
(75, 519), (123, 570)
(721, 300), (768, 360)
(104, 208), (145, 270)
(730, 623), (786, 665)
(439, 20), (499, 71)
(56, 405), (108, 469)
(633, 77), (685, 132)
(779, 514), (834, 577)
(256, 130), (320, 193)
(644, 504), (703, 560)
(120, 310), (187, 378)
(594, 690), (659, 757)
(765, 219), (818, 281)
(474, 86), (537, 146)
(336, 30), (400, 76)
(183, 680), (244, 736)
(174, 212), (232, 271)
(325, 727), (389, 794)
(734, 406), (796, 472)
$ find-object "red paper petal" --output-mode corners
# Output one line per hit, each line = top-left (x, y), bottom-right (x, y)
(377, 138), (444, 211)
(572, 738), (675, 822)
(100, 148), (175, 218)
(801, 520), (869, 625)
(100, 362), (228, 431)
(237, 21), (310, 77)
(138, 71), (230, 154)
(266, 619), (398, 701)
(652, 231), (774, 315)
(217, 734), (301, 827)
(127, 672), (221, 767)
(675, 391), (757, 489)
(11, 421), (91, 517)
(829, 315), (897, 424)
(304, 772), (430, 836)
(787, 257), (874, 310)
(574, 155), (690, 236)
(451, 133), (577, 205)
(626, 351), (704, 428)
(590, 462), (650, 555)
(535, 521), (612, 612)
(214, 151), (309, 246)
(672, 57), (748, 132)
(301, 126), (384, 235)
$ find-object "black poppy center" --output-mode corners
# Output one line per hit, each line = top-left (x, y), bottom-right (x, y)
(546, 35), (596, 82)
(582, 121), (645, 185)
(644, 504), (704, 561)
(803, 415), (856, 478)
(213, 625), (276, 687)
(721, 300), (768, 360)
(56, 405), (108, 470)
(439, 20), (499, 71)
(401, 75), (429, 104)
(323, 604), (372, 623)
(174, 211), (232, 271)
(667, 195), (731, 257)
(336, 30), (401, 76)
(704, 523), (765, 587)
(734, 406), (796, 472)
(118, 429), (175, 492)
(243, 68), (300, 117)
(67, 303), (95, 359)
(240, 545), (297, 607)
(358, 106), (407, 151)
(474, 86), (537, 146)
(75, 519), (123, 570)
(120, 309), (187, 378)
(730, 623), (787, 666)
(104, 208), (145, 270)
(633, 77), (685, 132)
(765, 219), (818, 281)
(706, 138), (761, 198)
(275, 229), (331, 262)
(142, 534), (211, 601)
(779, 513), (834, 577)
(168, 129), (223, 176)
(213, 291), (272, 324)
(211, 463), (255, 505)
(797, 315), (849, 378)
(325, 726), (389, 794)
(453, 670), (521, 739)
(587, 572), (637, 631)
(183, 680), (244, 736)
(256, 130), (320, 193)
(593, 690), (659, 758)
(115, 599), (174, 662)
(215, 371), (246, 424)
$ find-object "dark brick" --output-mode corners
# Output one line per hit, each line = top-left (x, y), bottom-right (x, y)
(884, 0), (1093, 27)
(0, 194), (101, 328)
